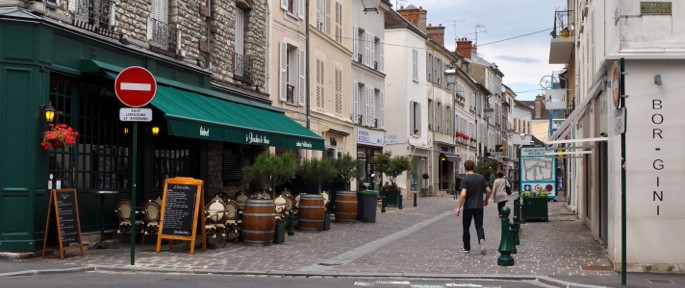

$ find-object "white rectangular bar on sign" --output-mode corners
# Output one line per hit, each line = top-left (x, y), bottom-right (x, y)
(120, 83), (152, 91)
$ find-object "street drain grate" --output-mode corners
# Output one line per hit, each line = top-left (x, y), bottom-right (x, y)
(580, 265), (613, 271)
(648, 279), (674, 284)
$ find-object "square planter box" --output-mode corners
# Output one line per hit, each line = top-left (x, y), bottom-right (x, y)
(522, 197), (548, 221)
(382, 190), (401, 207)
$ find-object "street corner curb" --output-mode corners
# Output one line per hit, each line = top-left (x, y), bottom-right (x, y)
(0, 266), (93, 277)
(0, 251), (41, 260)
(538, 276), (611, 288)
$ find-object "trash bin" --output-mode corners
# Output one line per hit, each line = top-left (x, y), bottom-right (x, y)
(357, 190), (378, 223)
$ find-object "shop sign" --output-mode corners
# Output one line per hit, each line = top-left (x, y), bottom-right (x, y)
(358, 128), (384, 147)
(245, 132), (270, 145)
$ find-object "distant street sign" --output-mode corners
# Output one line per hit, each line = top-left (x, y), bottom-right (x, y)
(120, 108), (152, 122)
(115, 66), (157, 107)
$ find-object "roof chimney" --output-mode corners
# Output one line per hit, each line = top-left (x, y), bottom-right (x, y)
(397, 4), (427, 32)
(426, 24), (445, 46)
(534, 95), (545, 119)
(456, 38), (473, 59)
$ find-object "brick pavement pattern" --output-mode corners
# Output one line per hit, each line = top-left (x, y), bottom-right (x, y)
(28, 194), (614, 278)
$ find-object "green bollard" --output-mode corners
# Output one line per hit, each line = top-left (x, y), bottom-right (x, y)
(509, 219), (517, 254)
(413, 192), (417, 207)
(516, 197), (525, 224)
(381, 195), (386, 213)
(497, 207), (514, 266)
(287, 209), (295, 236)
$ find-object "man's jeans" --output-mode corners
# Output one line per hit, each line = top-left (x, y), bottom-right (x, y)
(462, 208), (485, 250)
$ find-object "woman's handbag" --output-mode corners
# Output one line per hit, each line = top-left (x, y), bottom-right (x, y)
(505, 180), (512, 195)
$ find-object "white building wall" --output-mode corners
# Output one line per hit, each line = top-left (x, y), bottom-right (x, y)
(573, 0), (685, 272)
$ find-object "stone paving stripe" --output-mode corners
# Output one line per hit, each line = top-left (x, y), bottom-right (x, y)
(298, 210), (453, 272)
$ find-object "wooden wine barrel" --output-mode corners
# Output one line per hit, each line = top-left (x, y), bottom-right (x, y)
(335, 191), (358, 223)
(241, 199), (275, 245)
(297, 194), (325, 232)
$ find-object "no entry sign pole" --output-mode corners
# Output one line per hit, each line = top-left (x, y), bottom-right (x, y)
(115, 67), (157, 266)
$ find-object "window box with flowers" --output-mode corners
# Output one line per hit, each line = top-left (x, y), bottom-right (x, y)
(41, 124), (79, 150)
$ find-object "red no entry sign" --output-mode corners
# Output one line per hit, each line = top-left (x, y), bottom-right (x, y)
(115, 66), (157, 107)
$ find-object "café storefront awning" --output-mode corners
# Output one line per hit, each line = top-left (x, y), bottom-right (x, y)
(82, 59), (323, 150)
(151, 85), (323, 150)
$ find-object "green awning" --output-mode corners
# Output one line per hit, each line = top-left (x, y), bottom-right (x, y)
(83, 59), (323, 150)
(152, 85), (323, 150)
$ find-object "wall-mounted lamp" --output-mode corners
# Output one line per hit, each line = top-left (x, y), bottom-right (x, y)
(41, 103), (56, 123)
(123, 127), (130, 135)
(151, 126), (160, 136)
(361, 0), (379, 13)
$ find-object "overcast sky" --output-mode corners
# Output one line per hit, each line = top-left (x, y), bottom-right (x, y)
(393, 0), (568, 100)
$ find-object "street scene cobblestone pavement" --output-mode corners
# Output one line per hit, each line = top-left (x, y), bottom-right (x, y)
(2, 194), (684, 287)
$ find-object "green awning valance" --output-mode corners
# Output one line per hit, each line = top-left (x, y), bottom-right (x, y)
(151, 85), (323, 150)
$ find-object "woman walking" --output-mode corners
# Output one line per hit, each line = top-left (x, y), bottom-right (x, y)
(491, 172), (510, 217)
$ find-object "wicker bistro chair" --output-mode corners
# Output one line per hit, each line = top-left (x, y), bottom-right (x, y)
(205, 197), (227, 241)
(114, 199), (144, 242)
(140, 200), (161, 244)
(222, 199), (242, 246)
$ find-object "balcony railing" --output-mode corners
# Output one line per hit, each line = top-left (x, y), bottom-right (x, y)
(551, 10), (574, 39)
(150, 18), (178, 53)
(71, 0), (117, 39)
(233, 53), (254, 84)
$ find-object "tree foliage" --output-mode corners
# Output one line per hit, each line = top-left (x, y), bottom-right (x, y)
(243, 151), (297, 197)
(333, 154), (361, 191)
(298, 157), (337, 193)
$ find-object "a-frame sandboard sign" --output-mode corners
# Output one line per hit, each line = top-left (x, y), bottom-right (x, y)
(42, 189), (84, 259)
(155, 177), (206, 254)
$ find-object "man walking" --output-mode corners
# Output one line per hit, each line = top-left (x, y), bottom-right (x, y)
(455, 160), (492, 255)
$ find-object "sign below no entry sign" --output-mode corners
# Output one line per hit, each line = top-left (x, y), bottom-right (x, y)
(115, 66), (157, 107)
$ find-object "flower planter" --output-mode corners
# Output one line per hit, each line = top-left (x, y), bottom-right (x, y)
(522, 197), (548, 221)
(381, 189), (401, 207)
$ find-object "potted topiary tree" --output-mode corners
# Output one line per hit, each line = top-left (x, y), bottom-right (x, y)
(371, 152), (410, 207)
(298, 157), (337, 194)
(421, 173), (429, 197)
(333, 154), (361, 192)
(243, 151), (297, 199)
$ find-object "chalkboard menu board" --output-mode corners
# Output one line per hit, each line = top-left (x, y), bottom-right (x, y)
(161, 183), (197, 236)
(156, 177), (206, 254)
(42, 189), (84, 260)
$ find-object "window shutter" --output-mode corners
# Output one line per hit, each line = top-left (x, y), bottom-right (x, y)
(152, 0), (168, 23)
(353, 81), (359, 122)
(316, 59), (324, 109)
(352, 26), (358, 61)
(369, 87), (375, 127)
(235, 8), (245, 56)
(369, 33), (375, 68)
(365, 32), (371, 67)
(379, 40), (384, 71)
(335, 1), (342, 42)
(335, 67), (342, 114)
(109, 2), (117, 26)
(316, 0), (324, 31)
(281, 0), (288, 10)
(325, 0), (332, 35)
(365, 86), (371, 126)
(298, 0), (305, 19)
(410, 102), (415, 133)
(379, 90), (385, 129)
(298, 48), (306, 105)
(279, 42), (288, 102)
(68, 0), (76, 11)
(412, 49), (418, 81)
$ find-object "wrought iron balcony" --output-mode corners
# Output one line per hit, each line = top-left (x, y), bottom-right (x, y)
(71, 0), (117, 39)
(549, 10), (574, 64)
(233, 53), (254, 84)
(150, 18), (178, 53)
